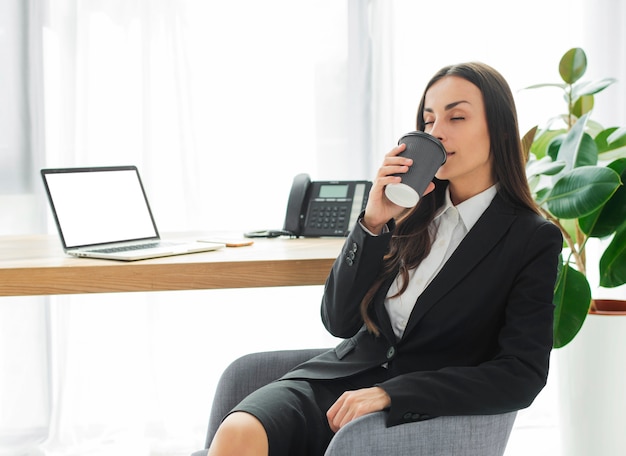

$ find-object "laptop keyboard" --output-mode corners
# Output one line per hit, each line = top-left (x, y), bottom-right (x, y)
(88, 242), (174, 254)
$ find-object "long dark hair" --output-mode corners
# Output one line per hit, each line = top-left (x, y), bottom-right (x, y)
(359, 62), (539, 336)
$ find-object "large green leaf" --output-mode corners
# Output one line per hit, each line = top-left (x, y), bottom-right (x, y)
(579, 158), (626, 236)
(556, 113), (595, 170)
(599, 225), (626, 288)
(526, 155), (566, 179)
(521, 126), (538, 160)
(545, 166), (621, 219)
(608, 126), (626, 145)
(578, 133), (599, 166)
(559, 48), (587, 84)
(534, 187), (550, 203)
(599, 145), (626, 162)
(571, 94), (594, 118)
(524, 82), (566, 91)
(570, 77), (617, 100)
(547, 136), (564, 162)
(586, 118), (606, 137)
(531, 130), (564, 160)
(596, 127), (626, 154)
(553, 264), (591, 348)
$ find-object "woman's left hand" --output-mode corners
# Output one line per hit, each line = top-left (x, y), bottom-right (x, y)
(326, 386), (391, 432)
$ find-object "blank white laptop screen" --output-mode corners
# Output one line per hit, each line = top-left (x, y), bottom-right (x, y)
(43, 167), (159, 248)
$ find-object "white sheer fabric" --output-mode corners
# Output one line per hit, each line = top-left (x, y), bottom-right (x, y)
(1, 1), (625, 455)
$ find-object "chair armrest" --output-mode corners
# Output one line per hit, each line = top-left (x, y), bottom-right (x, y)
(324, 410), (517, 456)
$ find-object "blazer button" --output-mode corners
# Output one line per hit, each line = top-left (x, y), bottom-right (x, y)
(351, 242), (358, 253)
(403, 412), (412, 420)
(345, 249), (356, 266)
(386, 346), (396, 359)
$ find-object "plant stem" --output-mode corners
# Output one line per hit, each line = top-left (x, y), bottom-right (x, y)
(575, 225), (587, 272)
(538, 207), (586, 274)
(566, 85), (572, 129)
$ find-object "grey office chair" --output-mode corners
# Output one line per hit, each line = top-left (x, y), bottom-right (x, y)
(191, 349), (517, 456)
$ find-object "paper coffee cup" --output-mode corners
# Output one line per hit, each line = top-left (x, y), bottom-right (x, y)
(384, 131), (447, 208)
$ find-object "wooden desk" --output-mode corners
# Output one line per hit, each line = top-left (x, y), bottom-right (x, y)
(0, 234), (344, 297)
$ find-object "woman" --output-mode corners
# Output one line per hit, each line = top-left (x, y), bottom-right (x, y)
(208, 62), (563, 456)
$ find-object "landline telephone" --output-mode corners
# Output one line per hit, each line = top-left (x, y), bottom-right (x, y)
(245, 173), (372, 238)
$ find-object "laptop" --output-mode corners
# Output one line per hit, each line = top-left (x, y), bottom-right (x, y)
(41, 166), (225, 261)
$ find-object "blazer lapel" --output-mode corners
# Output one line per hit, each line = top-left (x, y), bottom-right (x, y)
(374, 275), (399, 342)
(401, 193), (517, 338)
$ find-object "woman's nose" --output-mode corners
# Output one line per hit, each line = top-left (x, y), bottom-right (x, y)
(428, 122), (445, 142)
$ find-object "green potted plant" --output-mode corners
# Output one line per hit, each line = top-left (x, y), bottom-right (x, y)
(522, 47), (626, 456)
(522, 47), (626, 348)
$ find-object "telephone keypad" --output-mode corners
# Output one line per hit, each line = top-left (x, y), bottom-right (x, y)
(306, 203), (349, 235)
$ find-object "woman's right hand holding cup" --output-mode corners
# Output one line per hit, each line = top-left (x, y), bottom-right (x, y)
(362, 143), (430, 234)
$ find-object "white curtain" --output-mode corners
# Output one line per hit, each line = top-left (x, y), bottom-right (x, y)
(2, 0), (625, 455)
(0, 1), (50, 455)
(580, 0), (626, 128)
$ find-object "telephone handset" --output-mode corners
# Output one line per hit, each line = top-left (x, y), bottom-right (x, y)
(282, 173), (372, 237)
(283, 173), (312, 235)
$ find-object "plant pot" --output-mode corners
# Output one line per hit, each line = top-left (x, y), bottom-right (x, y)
(557, 299), (626, 456)
(591, 299), (626, 314)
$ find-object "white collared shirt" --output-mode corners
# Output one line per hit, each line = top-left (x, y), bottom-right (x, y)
(384, 185), (497, 340)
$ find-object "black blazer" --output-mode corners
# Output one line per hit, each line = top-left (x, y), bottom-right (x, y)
(282, 192), (563, 427)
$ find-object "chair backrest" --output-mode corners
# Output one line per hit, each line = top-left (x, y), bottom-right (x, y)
(204, 348), (328, 448)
